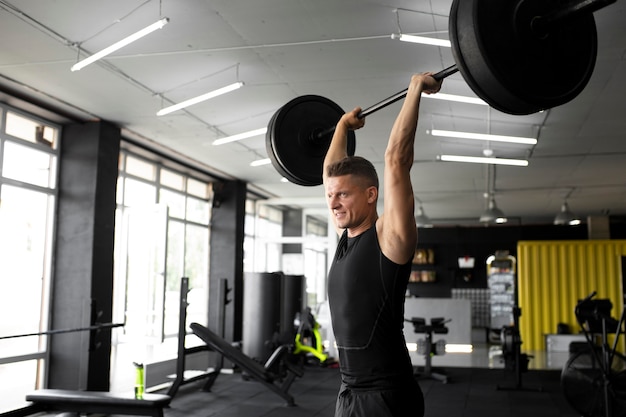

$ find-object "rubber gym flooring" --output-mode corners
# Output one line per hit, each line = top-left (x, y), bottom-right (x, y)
(156, 365), (579, 417)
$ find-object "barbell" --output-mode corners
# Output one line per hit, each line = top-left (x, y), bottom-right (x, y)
(265, 0), (615, 186)
(0, 322), (125, 340)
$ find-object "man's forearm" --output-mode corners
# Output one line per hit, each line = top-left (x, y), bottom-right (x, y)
(323, 120), (350, 175)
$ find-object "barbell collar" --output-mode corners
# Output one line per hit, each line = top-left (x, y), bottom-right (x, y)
(531, 0), (617, 37)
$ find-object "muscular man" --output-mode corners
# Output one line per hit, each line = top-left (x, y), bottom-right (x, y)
(323, 73), (442, 417)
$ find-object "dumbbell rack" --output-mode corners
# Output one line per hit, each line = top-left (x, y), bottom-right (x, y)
(405, 317), (450, 383)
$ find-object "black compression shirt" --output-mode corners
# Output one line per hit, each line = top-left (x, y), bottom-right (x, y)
(327, 226), (414, 389)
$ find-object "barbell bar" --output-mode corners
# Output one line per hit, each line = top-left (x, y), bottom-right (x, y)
(313, 65), (459, 141)
(0, 322), (125, 340)
(265, 0), (617, 187)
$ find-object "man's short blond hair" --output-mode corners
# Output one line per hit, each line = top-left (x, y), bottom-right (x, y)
(326, 156), (379, 189)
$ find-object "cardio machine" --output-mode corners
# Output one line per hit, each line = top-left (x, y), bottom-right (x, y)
(561, 292), (626, 417)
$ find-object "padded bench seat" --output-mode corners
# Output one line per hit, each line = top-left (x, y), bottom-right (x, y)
(26, 389), (171, 417)
(190, 322), (304, 406)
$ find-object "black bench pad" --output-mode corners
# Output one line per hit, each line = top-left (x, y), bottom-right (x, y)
(26, 389), (171, 417)
(190, 322), (302, 406)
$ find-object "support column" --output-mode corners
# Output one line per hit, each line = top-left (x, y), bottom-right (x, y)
(208, 180), (246, 344)
(49, 121), (120, 390)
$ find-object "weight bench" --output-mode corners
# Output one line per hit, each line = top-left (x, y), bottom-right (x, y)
(406, 317), (450, 383)
(190, 322), (304, 406)
(25, 389), (171, 417)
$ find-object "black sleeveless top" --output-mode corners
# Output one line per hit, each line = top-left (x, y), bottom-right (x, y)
(327, 226), (414, 389)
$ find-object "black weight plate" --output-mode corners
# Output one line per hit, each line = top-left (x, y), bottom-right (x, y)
(450, 0), (597, 115)
(266, 95), (356, 186)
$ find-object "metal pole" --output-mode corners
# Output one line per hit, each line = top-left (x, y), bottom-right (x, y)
(0, 322), (124, 340)
(314, 65), (459, 139)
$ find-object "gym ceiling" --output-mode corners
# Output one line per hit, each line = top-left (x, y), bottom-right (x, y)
(0, 0), (624, 225)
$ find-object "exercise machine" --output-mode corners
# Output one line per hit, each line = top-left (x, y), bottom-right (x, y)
(561, 292), (626, 417)
(292, 307), (329, 364)
(496, 306), (541, 391)
(405, 317), (450, 383)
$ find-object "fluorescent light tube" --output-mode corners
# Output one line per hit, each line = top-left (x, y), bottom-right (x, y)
(424, 93), (487, 106)
(157, 82), (244, 116)
(71, 17), (169, 71)
(250, 158), (271, 167)
(213, 127), (268, 146)
(439, 155), (529, 166)
(431, 129), (537, 145)
(390, 33), (451, 47)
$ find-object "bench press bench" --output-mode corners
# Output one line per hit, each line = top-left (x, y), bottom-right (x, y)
(25, 389), (171, 417)
(190, 322), (304, 406)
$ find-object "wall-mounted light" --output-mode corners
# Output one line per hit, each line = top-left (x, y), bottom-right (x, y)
(157, 82), (244, 116)
(71, 17), (169, 72)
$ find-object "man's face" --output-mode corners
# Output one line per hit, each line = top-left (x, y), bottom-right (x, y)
(324, 174), (375, 230)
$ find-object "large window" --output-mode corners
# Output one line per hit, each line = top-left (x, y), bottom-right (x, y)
(0, 106), (60, 413)
(244, 200), (283, 273)
(303, 215), (329, 306)
(111, 149), (213, 392)
(244, 201), (331, 308)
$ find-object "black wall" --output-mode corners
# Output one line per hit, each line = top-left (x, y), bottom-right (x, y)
(409, 223), (599, 298)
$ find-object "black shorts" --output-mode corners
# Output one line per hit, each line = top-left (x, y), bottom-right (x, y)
(334, 380), (425, 417)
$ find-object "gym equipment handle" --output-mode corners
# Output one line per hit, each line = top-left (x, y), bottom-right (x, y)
(315, 65), (458, 139)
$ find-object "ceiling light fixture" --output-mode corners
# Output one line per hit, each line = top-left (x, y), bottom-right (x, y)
(157, 81), (244, 116)
(390, 33), (451, 47)
(439, 155), (529, 167)
(71, 17), (169, 72)
(415, 205), (433, 228)
(554, 202), (581, 226)
(480, 196), (507, 224)
(424, 94), (487, 106)
(250, 158), (271, 167)
(213, 127), (267, 146)
(430, 129), (537, 145)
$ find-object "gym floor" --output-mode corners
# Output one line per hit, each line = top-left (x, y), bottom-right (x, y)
(152, 341), (580, 417)
(30, 345), (581, 417)
(156, 363), (578, 417)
